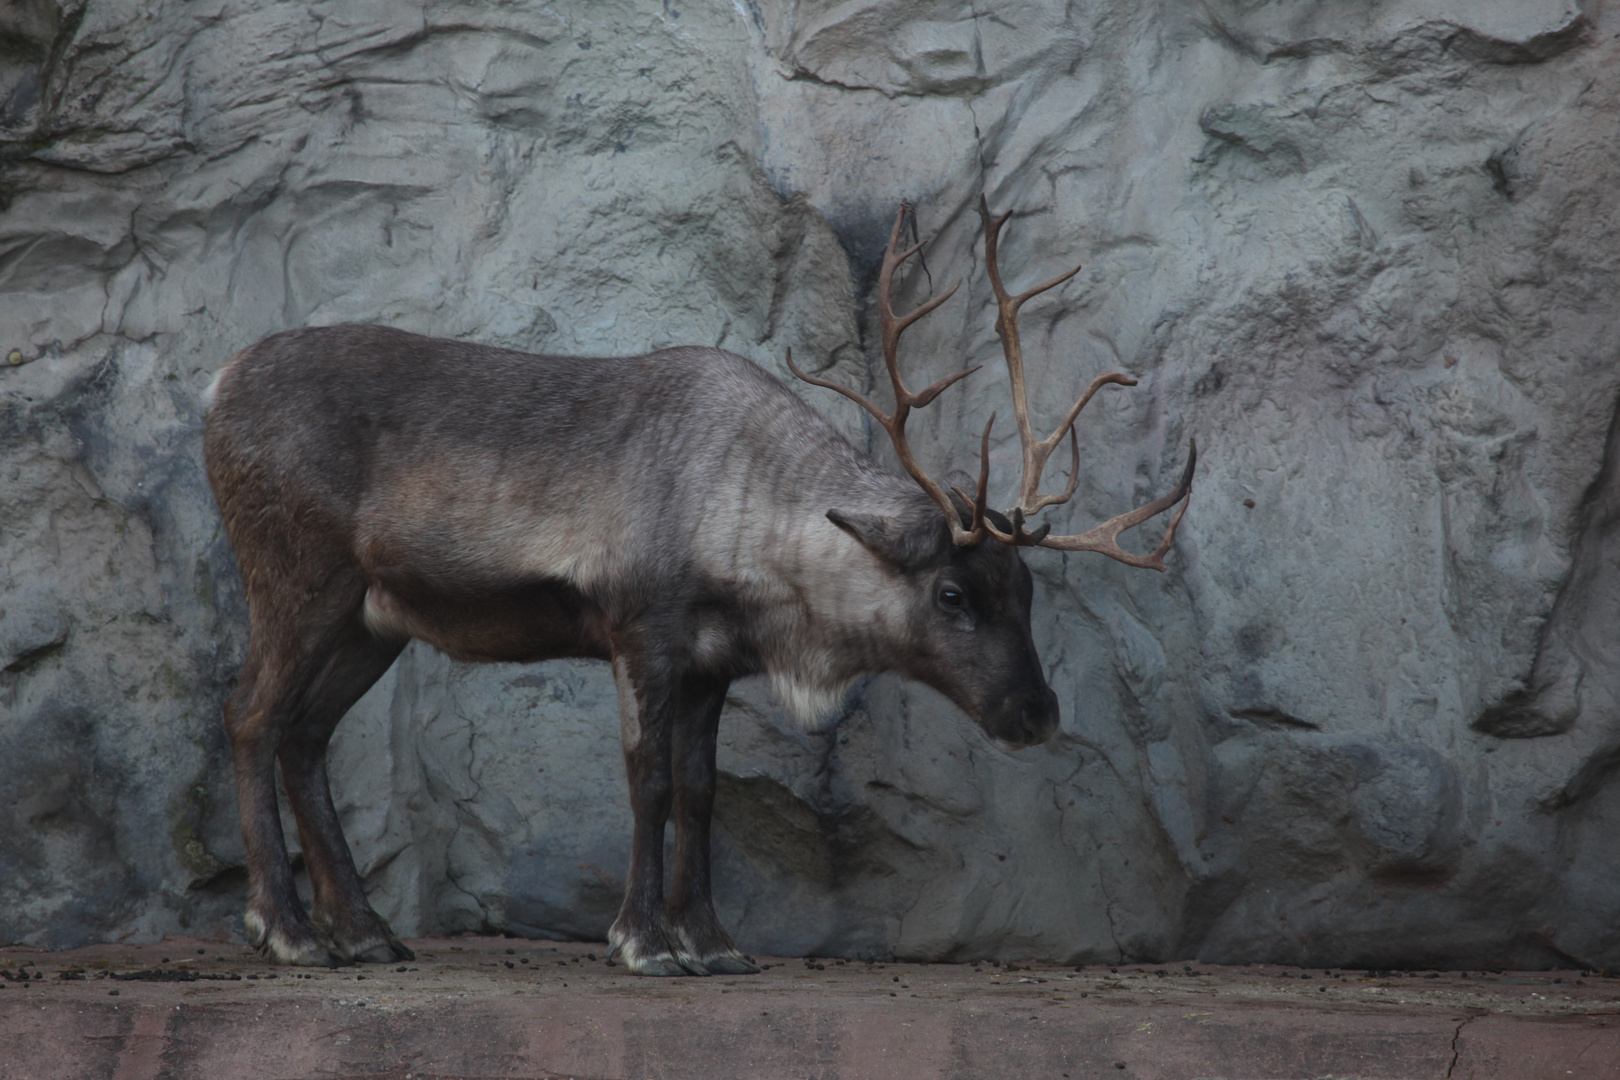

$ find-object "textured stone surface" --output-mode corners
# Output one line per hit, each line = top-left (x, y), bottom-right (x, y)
(2, 0), (1619, 969)
(7, 937), (1620, 1080)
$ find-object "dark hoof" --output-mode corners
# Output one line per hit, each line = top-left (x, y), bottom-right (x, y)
(671, 922), (755, 975)
(350, 937), (415, 964)
(267, 945), (345, 968)
(319, 911), (413, 964)
(676, 947), (758, 976)
(609, 920), (698, 977)
(246, 910), (345, 967)
(635, 955), (692, 977)
(700, 953), (760, 976)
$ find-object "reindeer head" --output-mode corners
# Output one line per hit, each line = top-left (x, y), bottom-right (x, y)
(793, 200), (1196, 749)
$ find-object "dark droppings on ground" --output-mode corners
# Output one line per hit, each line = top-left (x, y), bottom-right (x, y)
(0, 939), (1617, 1000)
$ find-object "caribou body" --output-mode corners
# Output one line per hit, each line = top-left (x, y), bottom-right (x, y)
(203, 202), (1193, 975)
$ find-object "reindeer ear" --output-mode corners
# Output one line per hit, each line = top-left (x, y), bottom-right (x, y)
(827, 508), (944, 570)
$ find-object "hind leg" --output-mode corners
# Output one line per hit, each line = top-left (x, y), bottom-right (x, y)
(277, 625), (411, 963)
(227, 634), (349, 966)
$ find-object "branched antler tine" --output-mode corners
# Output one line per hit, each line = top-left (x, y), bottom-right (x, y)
(1138, 439), (1198, 563)
(974, 414), (993, 530)
(983, 196), (1013, 227)
(950, 413), (996, 537)
(893, 280), (961, 336)
(910, 363), (982, 408)
(864, 205), (983, 546)
(897, 441), (990, 548)
(893, 238), (928, 266)
(974, 196), (1197, 564)
(1020, 373), (1137, 512)
(1024, 426), (1080, 515)
(979, 198), (1080, 314)
(978, 198), (1038, 508)
(1013, 262), (1085, 308)
(1036, 439), (1198, 570)
(1146, 473), (1193, 563)
(979, 196), (1013, 302)
(1040, 373), (1138, 452)
(1004, 508), (1048, 546)
(785, 348), (891, 427)
(873, 207), (908, 320)
(977, 196), (1101, 517)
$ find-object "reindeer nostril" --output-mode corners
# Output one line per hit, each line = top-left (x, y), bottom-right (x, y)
(986, 690), (1060, 750)
(1021, 695), (1060, 744)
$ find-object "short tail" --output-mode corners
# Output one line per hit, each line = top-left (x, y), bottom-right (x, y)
(201, 369), (225, 412)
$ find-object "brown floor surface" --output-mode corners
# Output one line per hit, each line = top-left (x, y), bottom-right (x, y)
(1, 936), (1617, 1080)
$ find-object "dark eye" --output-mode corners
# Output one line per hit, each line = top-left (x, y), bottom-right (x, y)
(938, 586), (965, 610)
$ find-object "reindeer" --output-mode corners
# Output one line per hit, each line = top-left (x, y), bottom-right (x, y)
(202, 199), (1195, 975)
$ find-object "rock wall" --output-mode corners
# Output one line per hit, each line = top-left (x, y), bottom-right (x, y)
(3, 0), (1618, 968)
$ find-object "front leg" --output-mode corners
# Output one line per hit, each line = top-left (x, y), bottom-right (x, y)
(606, 654), (690, 976)
(668, 675), (758, 975)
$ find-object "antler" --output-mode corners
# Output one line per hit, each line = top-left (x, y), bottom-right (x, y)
(790, 198), (1196, 571)
(787, 204), (989, 546)
(1030, 441), (1196, 569)
(978, 195), (1195, 571)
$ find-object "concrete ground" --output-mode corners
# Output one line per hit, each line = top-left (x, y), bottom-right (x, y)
(1, 936), (1617, 1080)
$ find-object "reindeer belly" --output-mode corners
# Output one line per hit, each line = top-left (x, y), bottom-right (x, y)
(361, 571), (610, 663)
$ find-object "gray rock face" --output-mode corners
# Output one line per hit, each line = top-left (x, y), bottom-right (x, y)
(3, 0), (1618, 969)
